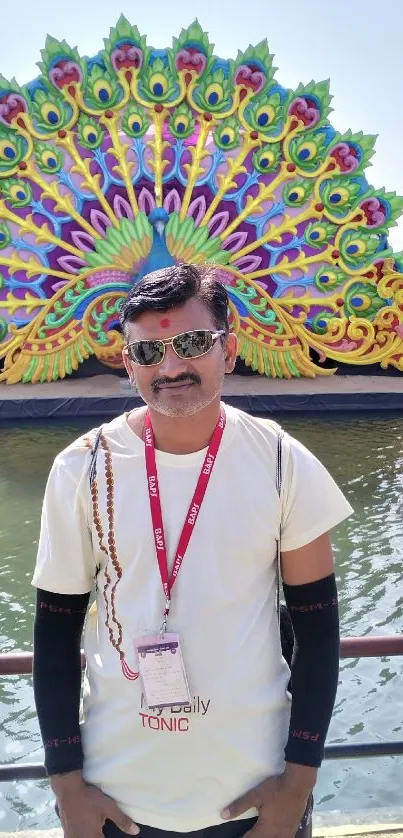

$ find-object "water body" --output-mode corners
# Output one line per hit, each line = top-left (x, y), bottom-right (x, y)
(0, 412), (402, 831)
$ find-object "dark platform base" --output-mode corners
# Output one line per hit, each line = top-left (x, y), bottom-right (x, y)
(2, 387), (403, 421)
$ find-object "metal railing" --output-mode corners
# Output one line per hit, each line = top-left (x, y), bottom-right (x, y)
(0, 635), (402, 782)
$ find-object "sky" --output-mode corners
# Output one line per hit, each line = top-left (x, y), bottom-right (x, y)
(1, 0), (402, 248)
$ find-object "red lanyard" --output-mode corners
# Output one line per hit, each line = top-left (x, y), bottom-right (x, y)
(144, 408), (226, 631)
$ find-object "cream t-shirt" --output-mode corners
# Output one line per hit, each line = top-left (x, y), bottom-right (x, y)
(33, 405), (353, 831)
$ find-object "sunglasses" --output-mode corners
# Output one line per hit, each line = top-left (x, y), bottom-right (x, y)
(123, 329), (226, 366)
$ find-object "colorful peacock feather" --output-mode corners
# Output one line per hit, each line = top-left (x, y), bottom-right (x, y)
(1, 17), (403, 383)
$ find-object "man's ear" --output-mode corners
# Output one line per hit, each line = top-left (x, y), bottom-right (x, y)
(122, 347), (137, 386)
(224, 332), (238, 374)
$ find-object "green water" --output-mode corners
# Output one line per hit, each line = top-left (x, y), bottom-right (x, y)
(0, 412), (402, 831)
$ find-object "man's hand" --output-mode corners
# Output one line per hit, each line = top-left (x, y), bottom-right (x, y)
(51, 771), (139, 838)
(221, 765), (316, 838)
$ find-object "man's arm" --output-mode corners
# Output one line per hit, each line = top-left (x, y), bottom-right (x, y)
(32, 454), (94, 781)
(33, 588), (90, 777)
(281, 532), (339, 789)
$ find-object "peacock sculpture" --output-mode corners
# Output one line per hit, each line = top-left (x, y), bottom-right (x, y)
(1, 17), (403, 383)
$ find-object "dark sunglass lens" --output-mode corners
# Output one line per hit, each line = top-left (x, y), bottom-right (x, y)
(130, 340), (164, 365)
(174, 331), (212, 358)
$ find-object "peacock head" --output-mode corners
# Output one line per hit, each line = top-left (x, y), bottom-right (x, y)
(149, 207), (169, 238)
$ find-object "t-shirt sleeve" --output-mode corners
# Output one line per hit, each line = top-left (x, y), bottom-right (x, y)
(280, 433), (353, 552)
(32, 454), (96, 594)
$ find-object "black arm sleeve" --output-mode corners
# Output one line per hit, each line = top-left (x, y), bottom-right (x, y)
(33, 588), (90, 775)
(283, 573), (340, 768)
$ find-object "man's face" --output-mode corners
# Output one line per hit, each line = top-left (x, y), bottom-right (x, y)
(122, 297), (237, 417)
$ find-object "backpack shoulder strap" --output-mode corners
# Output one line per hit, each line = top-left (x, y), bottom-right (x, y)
(276, 426), (285, 497)
(257, 418), (284, 495)
(84, 426), (103, 489)
(275, 426), (285, 617)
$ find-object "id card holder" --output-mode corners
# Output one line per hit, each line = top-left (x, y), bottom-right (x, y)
(134, 632), (190, 709)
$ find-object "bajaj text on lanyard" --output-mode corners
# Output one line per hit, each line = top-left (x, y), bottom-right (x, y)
(144, 407), (226, 633)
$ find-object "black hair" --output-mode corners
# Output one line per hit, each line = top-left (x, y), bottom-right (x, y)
(120, 264), (229, 339)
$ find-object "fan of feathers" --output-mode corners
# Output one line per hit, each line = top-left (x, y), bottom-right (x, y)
(1, 17), (403, 384)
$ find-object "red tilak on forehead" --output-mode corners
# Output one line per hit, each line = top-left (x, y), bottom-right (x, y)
(159, 318), (171, 328)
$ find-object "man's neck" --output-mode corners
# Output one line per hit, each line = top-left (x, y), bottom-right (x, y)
(129, 399), (222, 454)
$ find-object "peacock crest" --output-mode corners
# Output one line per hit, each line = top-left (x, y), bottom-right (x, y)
(1, 17), (403, 383)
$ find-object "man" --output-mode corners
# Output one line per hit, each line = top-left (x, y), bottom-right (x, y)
(33, 264), (353, 838)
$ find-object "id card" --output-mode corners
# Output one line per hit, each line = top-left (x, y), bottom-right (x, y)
(135, 633), (190, 709)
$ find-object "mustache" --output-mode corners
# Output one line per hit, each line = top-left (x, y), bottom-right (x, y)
(151, 372), (201, 391)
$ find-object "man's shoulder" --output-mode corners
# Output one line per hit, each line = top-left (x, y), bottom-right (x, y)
(53, 413), (127, 477)
(228, 404), (284, 446)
